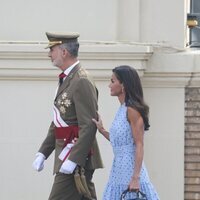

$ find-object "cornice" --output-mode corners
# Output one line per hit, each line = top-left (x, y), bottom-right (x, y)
(142, 72), (200, 88)
(0, 42), (199, 87)
(0, 41), (153, 60)
(0, 42), (152, 81)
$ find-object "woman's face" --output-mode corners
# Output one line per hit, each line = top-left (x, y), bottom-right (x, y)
(109, 73), (123, 96)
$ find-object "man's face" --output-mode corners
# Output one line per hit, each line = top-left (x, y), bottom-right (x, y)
(48, 45), (64, 68)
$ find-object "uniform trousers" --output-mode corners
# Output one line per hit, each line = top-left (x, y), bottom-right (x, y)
(48, 169), (96, 200)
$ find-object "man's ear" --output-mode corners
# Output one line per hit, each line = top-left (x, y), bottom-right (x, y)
(62, 48), (66, 55)
(63, 49), (71, 58)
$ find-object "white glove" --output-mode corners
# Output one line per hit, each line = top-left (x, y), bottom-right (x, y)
(32, 152), (46, 172)
(59, 159), (77, 174)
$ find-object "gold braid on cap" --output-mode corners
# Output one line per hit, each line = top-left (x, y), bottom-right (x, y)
(48, 41), (62, 46)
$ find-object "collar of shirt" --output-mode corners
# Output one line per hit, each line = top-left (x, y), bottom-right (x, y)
(63, 60), (80, 76)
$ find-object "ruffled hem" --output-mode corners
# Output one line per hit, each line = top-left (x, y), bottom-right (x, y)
(103, 181), (160, 200)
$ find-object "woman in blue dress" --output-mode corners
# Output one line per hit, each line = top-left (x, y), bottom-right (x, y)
(92, 65), (159, 199)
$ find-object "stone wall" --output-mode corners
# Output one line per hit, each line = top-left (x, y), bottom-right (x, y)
(185, 87), (200, 200)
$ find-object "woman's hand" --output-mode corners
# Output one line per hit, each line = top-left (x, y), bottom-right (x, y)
(128, 176), (140, 191)
(92, 114), (110, 140)
(92, 113), (104, 134)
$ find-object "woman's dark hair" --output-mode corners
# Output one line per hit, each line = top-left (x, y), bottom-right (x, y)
(112, 65), (150, 130)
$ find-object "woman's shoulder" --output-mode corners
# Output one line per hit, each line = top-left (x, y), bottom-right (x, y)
(127, 106), (139, 116)
(127, 106), (143, 124)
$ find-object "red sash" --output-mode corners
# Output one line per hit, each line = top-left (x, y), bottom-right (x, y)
(55, 125), (79, 147)
(54, 125), (93, 156)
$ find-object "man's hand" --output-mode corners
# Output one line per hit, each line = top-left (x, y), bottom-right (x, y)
(59, 159), (77, 174)
(32, 152), (46, 172)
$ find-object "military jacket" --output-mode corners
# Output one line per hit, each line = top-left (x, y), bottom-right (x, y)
(38, 63), (103, 174)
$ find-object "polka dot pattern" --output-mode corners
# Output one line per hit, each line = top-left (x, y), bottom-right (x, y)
(103, 104), (160, 200)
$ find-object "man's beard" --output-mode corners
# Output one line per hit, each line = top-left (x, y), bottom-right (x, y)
(52, 59), (63, 68)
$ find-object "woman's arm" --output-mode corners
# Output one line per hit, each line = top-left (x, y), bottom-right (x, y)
(127, 106), (144, 190)
(92, 114), (110, 141)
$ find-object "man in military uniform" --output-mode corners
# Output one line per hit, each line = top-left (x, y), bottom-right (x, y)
(32, 32), (103, 200)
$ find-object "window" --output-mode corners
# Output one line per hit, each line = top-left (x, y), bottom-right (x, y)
(187, 0), (200, 47)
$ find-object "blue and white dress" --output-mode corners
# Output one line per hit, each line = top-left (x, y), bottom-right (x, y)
(103, 104), (160, 200)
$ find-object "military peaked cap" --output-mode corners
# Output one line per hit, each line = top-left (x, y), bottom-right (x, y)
(45, 32), (80, 49)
